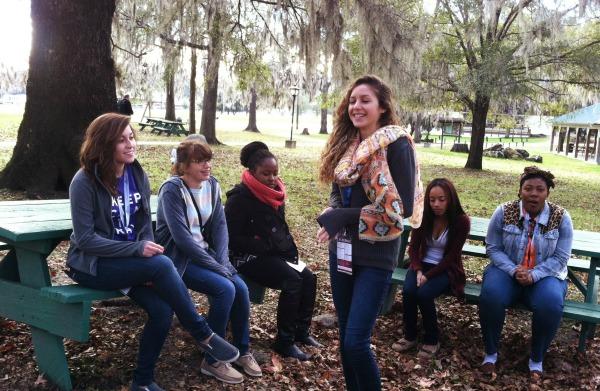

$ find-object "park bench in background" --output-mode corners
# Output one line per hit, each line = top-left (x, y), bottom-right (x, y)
(148, 118), (188, 136)
(137, 118), (189, 136)
(381, 217), (600, 353)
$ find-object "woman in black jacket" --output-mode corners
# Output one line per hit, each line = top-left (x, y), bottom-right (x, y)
(224, 141), (321, 361)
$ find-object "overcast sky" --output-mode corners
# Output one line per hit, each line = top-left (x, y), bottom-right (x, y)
(0, 0), (30, 71)
(0, 0), (583, 73)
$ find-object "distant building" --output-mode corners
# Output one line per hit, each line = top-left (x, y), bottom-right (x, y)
(550, 103), (600, 164)
(435, 112), (464, 136)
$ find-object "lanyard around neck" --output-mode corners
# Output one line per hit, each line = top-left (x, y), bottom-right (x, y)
(183, 181), (208, 231)
(116, 167), (131, 229)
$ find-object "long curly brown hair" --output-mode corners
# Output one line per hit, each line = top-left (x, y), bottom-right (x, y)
(79, 113), (133, 195)
(318, 75), (400, 183)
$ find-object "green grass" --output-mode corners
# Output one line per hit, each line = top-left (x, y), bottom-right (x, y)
(2, 110), (599, 231)
(0, 112), (22, 140)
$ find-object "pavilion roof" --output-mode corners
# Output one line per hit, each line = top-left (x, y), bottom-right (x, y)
(551, 103), (600, 127)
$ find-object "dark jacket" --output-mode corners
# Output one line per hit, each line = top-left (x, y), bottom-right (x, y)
(155, 176), (235, 277)
(408, 214), (470, 297)
(67, 160), (153, 276)
(318, 136), (416, 272)
(224, 183), (299, 263)
(118, 98), (133, 115)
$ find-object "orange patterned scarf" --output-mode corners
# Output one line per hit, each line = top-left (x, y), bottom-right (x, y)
(334, 125), (424, 241)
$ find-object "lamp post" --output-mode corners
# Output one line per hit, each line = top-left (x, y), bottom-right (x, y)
(286, 85), (300, 148)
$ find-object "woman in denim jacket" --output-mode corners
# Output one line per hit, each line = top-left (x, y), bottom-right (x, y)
(478, 166), (573, 382)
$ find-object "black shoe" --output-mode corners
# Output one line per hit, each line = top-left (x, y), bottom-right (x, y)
(272, 341), (311, 361)
(130, 381), (165, 391)
(198, 332), (240, 363)
(295, 335), (324, 348)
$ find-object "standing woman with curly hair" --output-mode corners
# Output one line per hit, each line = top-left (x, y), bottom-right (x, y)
(317, 75), (424, 390)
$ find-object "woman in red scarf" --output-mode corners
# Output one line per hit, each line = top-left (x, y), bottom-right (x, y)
(224, 142), (322, 361)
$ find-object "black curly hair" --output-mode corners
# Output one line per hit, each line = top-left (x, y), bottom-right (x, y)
(519, 166), (556, 190)
(240, 141), (276, 171)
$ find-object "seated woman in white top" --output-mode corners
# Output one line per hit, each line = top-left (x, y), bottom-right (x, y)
(394, 178), (470, 358)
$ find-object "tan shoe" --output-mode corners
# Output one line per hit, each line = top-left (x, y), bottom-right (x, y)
(200, 358), (244, 384)
(392, 338), (417, 352)
(417, 343), (440, 359)
(235, 353), (262, 377)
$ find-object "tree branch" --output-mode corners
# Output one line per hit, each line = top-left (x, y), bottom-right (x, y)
(159, 33), (208, 50)
(249, 0), (284, 49)
(110, 37), (149, 59)
(497, 0), (534, 41)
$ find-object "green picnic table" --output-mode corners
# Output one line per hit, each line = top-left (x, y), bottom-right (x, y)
(0, 197), (158, 390)
(147, 118), (188, 136)
(137, 117), (162, 131)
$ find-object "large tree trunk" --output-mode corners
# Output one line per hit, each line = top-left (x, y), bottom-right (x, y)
(244, 86), (259, 132)
(412, 112), (423, 143)
(319, 80), (330, 134)
(200, 0), (224, 144)
(165, 68), (176, 120)
(0, 0), (116, 193)
(189, 49), (197, 134)
(465, 94), (490, 169)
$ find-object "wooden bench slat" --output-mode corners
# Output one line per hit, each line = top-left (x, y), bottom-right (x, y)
(389, 270), (600, 322)
(40, 284), (123, 303)
(239, 275), (266, 305)
(460, 243), (595, 272)
(462, 243), (486, 257)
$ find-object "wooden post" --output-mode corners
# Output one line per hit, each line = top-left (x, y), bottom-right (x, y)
(550, 126), (556, 152)
(585, 128), (592, 161)
(575, 128), (582, 158)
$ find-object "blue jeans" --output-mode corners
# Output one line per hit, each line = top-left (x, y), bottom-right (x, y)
(478, 265), (567, 362)
(183, 263), (250, 363)
(69, 255), (213, 386)
(329, 252), (392, 391)
(402, 264), (450, 344)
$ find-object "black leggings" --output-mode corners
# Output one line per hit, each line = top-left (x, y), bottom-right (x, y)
(238, 255), (317, 345)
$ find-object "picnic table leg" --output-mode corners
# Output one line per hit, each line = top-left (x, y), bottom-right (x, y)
(31, 328), (73, 390)
(380, 229), (411, 315)
(0, 248), (19, 282)
(15, 243), (73, 389)
(578, 257), (599, 352)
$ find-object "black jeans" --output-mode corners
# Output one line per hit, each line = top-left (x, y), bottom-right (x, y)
(238, 255), (317, 345)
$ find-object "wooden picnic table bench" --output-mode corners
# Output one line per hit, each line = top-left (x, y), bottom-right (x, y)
(381, 217), (600, 352)
(0, 198), (164, 390)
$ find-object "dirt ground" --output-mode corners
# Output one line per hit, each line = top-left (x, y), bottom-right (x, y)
(1, 241), (600, 390)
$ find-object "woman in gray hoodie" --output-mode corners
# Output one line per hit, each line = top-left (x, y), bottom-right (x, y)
(156, 140), (261, 385)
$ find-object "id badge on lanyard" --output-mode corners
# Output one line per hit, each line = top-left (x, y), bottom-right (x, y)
(336, 186), (353, 275)
(336, 230), (352, 275)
